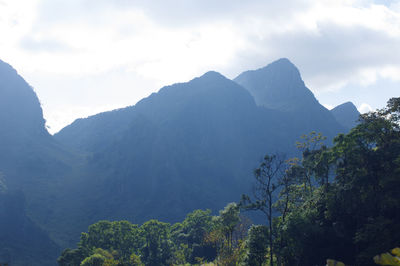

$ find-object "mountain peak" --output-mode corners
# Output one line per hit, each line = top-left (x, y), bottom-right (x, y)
(234, 58), (316, 111)
(332, 101), (357, 110)
(201, 70), (224, 77)
(331, 101), (360, 130)
(0, 59), (18, 76)
(195, 70), (228, 83)
(265, 57), (297, 70)
(0, 59), (48, 138)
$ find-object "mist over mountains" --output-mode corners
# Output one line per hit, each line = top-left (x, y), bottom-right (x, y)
(0, 58), (359, 265)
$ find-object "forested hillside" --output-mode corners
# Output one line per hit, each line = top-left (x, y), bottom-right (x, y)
(59, 98), (400, 266)
(52, 60), (349, 248)
(0, 58), (365, 265)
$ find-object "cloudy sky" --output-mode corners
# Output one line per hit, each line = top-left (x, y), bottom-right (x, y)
(0, 0), (399, 133)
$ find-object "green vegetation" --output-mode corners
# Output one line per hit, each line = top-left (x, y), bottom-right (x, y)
(374, 247), (400, 265)
(59, 97), (400, 265)
(59, 98), (400, 265)
(58, 206), (245, 265)
(240, 97), (400, 265)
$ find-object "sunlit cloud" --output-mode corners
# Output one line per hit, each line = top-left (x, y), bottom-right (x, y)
(358, 103), (373, 113)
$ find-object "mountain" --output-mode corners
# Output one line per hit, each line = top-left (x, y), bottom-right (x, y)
(0, 177), (59, 265)
(234, 58), (346, 139)
(54, 61), (346, 240)
(0, 60), (74, 186)
(55, 71), (293, 226)
(0, 60), (48, 140)
(0, 60), (79, 265)
(330, 101), (360, 130)
(234, 58), (316, 111)
(1, 58), (351, 264)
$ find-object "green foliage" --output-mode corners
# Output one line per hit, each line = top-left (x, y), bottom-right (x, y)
(326, 259), (345, 266)
(180, 209), (213, 245)
(140, 219), (173, 266)
(58, 248), (87, 266)
(129, 253), (144, 265)
(173, 209), (216, 263)
(216, 203), (240, 248)
(58, 98), (400, 266)
(241, 98), (400, 266)
(80, 253), (106, 266)
(59, 209), (218, 265)
(204, 205), (249, 265)
(245, 225), (269, 266)
(82, 220), (141, 258)
(58, 220), (143, 265)
(374, 248), (400, 265)
(58, 203), (246, 265)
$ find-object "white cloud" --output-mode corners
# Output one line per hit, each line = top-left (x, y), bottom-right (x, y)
(358, 103), (374, 113)
(44, 104), (122, 134)
(0, 0), (399, 131)
(322, 103), (334, 110)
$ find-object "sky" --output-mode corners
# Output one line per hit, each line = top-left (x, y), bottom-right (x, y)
(0, 0), (399, 134)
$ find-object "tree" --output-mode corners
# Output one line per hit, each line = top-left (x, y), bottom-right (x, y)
(173, 209), (216, 263)
(326, 97), (400, 265)
(57, 248), (87, 266)
(245, 225), (269, 266)
(275, 97), (400, 265)
(218, 203), (240, 249)
(202, 203), (244, 265)
(240, 154), (287, 266)
(80, 253), (106, 266)
(140, 219), (173, 266)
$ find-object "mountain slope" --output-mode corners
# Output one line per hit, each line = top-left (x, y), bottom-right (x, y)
(234, 58), (316, 111)
(0, 60), (74, 185)
(0, 178), (60, 265)
(0, 60), (48, 139)
(55, 71), (293, 226)
(234, 58), (346, 139)
(330, 101), (360, 130)
(0, 60), (80, 265)
(54, 63), (347, 243)
(1, 58), (352, 263)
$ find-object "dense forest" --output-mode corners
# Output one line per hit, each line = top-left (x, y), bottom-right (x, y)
(58, 98), (400, 266)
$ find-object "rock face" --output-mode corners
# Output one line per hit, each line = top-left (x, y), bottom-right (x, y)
(0, 60), (48, 140)
(331, 102), (360, 130)
(234, 58), (346, 139)
(0, 60), (75, 265)
(0, 60), (73, 188)
(234, 58), (317, 111)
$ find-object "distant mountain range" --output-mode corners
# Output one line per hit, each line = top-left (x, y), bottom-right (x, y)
(0, 58), (359, 265)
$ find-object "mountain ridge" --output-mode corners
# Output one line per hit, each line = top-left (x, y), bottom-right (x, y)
(0, 58), (353, 265)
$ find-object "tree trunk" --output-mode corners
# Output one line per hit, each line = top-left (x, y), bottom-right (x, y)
(269, 192), (273, 266)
